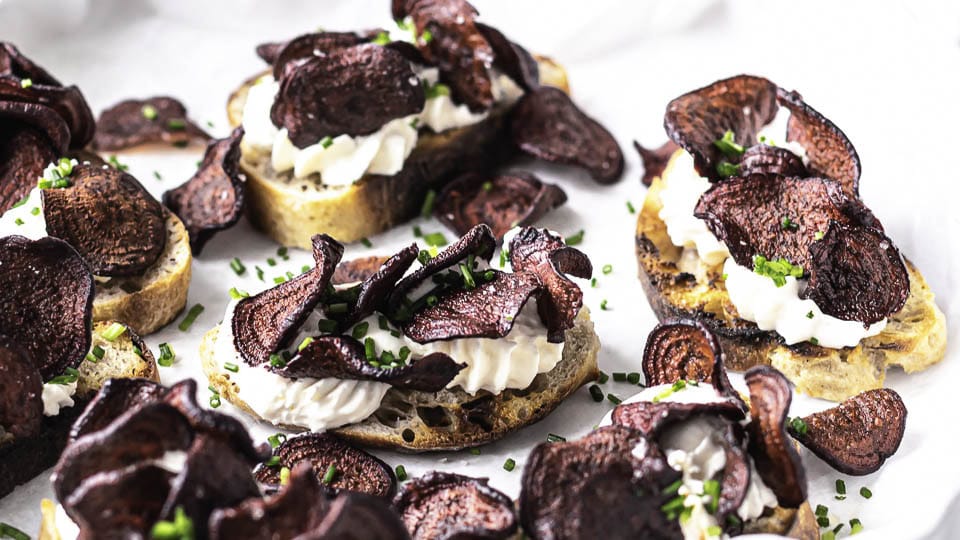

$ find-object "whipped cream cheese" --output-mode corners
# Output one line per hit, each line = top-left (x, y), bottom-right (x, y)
(658, 151), (730, 267)
(602, 384), (777, 539)
(54, 502), (80, 539)
(0, 187), (46, 240)
(723, 258), (886, 348)
(41, 379), (77, 416)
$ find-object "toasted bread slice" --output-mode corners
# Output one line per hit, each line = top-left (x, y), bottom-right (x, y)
(0, 321), (159, 500)
(92, 212), (192, 335)
(226, 57), (570, 249)
(636, 151), (947, 401)
(200, 309), (599, 451)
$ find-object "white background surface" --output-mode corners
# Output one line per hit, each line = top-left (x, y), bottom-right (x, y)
(1, 0), (959, 538)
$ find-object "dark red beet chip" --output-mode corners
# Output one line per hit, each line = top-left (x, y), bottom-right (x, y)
(435, 171), (567, 239)
(0, 42), (60, 85)
(508, 227), (591, 342)
(269, 31), (370, 79)
(163, 127), (246, 254)
(255, 433), (396, 498)
(403, 270), (542, 343)
(232, 234), (343, 365)
(0, 236), (93, 380)
(279, 336), (463, 392)
(43, 163), (167, 276)
(93, 96), (210, 150)
(333, 256), (392, 285)
(64, 463), (174, 537)
(664, 74), (778, 181)
(510, 86), (624, 184)
(270, 44), (425, 147)
(0, 91), (71, 151)
(611, 400), (744, 438)
(634, 140), (679, 187)
(475, 22), (539, 92)
(68, 378), (168, 443)
(342, 244), (420, 327)
(0, 119), (59, 212)
(519, 425), (682, 540)
(788, 388), (907, 475)
(0, 340), (43, 439)
(394, 472), (517, 540)
(744, 366), (807, 508)
(739, 144), (807, 177)
(804, 222), (909, 325)
(395, 0), (494, 112)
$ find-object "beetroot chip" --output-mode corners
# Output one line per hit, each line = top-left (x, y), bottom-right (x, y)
(510, 86), (624, 184)
(641, 319), (741, 402)
(395, 0), (494, 112)
(0, 236), (93, 380)
(163, 127), (246, 254)
(0, 120), (59, 212)
(394, 472), (517, 540)
(65, 464), (174, 537)
(634, 140), (679, 187)
(333, 256), (392, 285)
(403, 270), (542, 342)
(0, 340), (43, 439)
(279, 336), (463, 392)
(508, 227), (591, 342)
(778, 87), (861, 197)
(233, 235), (343, 365)
(739, 144), (807, 178)
(0, 79), (93, 149)
(804, 222), (909, 325)
(0, 91), (72, 151)
(435, 171), (567, 239)
(612, 400), (744, 438)
(255, 433), (396, 498)
(93, 96), (210, 151)
(789, 388), (906, 475)
(268, 31), (370, 79)
(744, 366), (807, 508)
(68, 378), (168, 443)
(693, 175), (880, 271)
(663, 75), (778, 181)
(475, 23), (539, 92)
(519, 425), (682, 539)
(342, 244), (420, 326)
(43, 163), (167, 276)
(0, 42), (60, 86)
(270, 44), (425, 147)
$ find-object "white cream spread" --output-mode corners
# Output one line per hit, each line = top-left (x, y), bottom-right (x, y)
(241, 58), (522, 185)
(54, 502), (80, 539)
(41, 380), (77, 416)
(723, 258), (886, 348)
(0, 187), (46, 240)
(602, 384), (778, 540)
(658, 152), (729, 266)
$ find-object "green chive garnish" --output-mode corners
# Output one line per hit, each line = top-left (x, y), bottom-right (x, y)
(361, 237), (373, 248)
(167, 118), (187, 130)
(859, 486), (872, 499)
(713, 130), (745, 157)
(781, 216), (799, 231)
(395, 464), (408, 481)
(269, 354), (286, 368)
(351, 322), (370, 339)
(142, 104), (158, 120)
(607, 393), (622, 404)
(230, 257), (246, 275)
(546, 433), (566, 443)
(150, 506), (193, 540)
(20, 78), (33, 88)
(789, 416), (808, 436)
(597, 371), (609, 384)
(626, 201), (636, 214)
(326, 303), (349, 314)
(320, 136), (334, 149)
(223, 362), (239, 373)
(626, 372), (641, 385)
(101, 322), (127, 341)
(423, 232), (447, 246)
(318, 319), (339, 333)
(48, 367), (79, 385)
(322, 463), (337, 484)
(806, 310), (814, 319)
(503, 458), (516, 472)
(815, 504), (829, 517)
(298, 337), (314, 351)
(850, 518), (863, 534)
(469, 448), (481, 455)
(600, 299), (610, 311)
(420, 189), (436, 218)
(716, 161), (740, 177)
(602, 264), (613, 274)
(0, 522), (30, 540)
(256, 266), (265, 281)
(266, 456), (281, 467)
(267, 433), (286, 448)
(178, 304), (204, 331)
(280, 466), (291, 485)
(460, 263), (476, 289)
(229, 287), (249, 299)
(588, 384), (604, 402)
(565, 229), (584, 246)
(158, 343), (175, 367)
(364, 338), (377, 362)
(836, 479), (846, 495)
(612, 372), (627, 382)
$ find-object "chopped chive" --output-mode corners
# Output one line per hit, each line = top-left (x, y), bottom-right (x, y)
(815, 504), (828, 517)
(850, 518), (863, 534)
(789, 416), (808, 436)
(0, 522), (29, 540)
(256, 265), (265, 281)
(48, 367), (79, 385)
(327, 303), (349, 314)
(266, 456), (281, 467)
(817, 516), (831, 528)
(833, 523), (844, 534)
(806, 310), (814, 319)
(301, 265), (311, 274)
(14, 218), (23, 226)
(273, 276), (286, 284)
(423, 232), (447, 246)
(469, 448), (481, 455)
(607, 393), (622, 405)
(30, 207), (39, 215)
(810, 337), (820, 346)
(209, 390), (221, 407)
(600, 299), (610, 311)
(821, 532), (836, 540)
(361, 237), (373, 248)
(716, 161), (740, 177)
(267, 433), (286, 448)
(108, 155), (128, 171)
(229, 287), (249, 299)
(662, 479), (683, 495)
(713, 130), (745, 157)
(780, 216), (799, 231)
(223, 362), (239, 373)
(859, 486), (872, 499)
(279, 466), (291, 485)
(178, 304), (204, 331)
(602, 264), (613, 275)
(503, 458), (516, 472)
(298, 337), (314, 351)
(269, 353), (286, 368)
(626, 200), (636, 214)
(413, 225), (423, 237)
(267, 257), (277, 266)
(546, 433), (566, 443)
(101, 322), (127, 341)
(612, 372), (627, 382)
(706, 525), (722, 537)
(395, 464), (408, 481)
(352, 321), (369, 339)
(229, 257), (246, 275)
(836, 479), (846, 495)
(20, 78), (33, 88)
(565, 229), (584, 246)
(317, 319), (338, 333)
(590, 277), (597, 287)
(481, 181), (493, 192)
(589, 384), (604, 402)
(420, 189), (436, 218)
(167, 118), (187, 130)
(158, 343), (175, 367)
(814, 230), (825, 241)
(142, 104), (158, 120)
(364, 337), (377, 362)
(322, 463), (337, 484)
(626, 372), (641, 385)
(597, 371), (609, 384)
(460, 263), (476, 289)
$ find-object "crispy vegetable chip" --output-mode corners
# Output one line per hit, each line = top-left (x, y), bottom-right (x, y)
(664, 75), (778, 181)
(93, 96), (210, 150)
(269, 31), (369, 79)
(233, 234), (343, 365)
(0, 90), (71, 151)
(394, 472), (517, 540)
(475, 23), (539, 91)
(641, 319), (741, 403)
(395, 0), (494, 111)
(435, 171), (567, 239)
(0, 340), (43, 439)
(65, 464), (174, 537)
(0, 236), (93, 380)
(68, 378), (168, 443)
(333, 256), (392, 285)
(343, 244), (420, 326)
(611, 400), (744, 438)
(163, 127), (246, 254)
(739, 144), (807, 177)
(694, 175), (880, 271)
(519, 425), (682, 539)
(633, 140), (679, 187)
(279, 336), (463, 392)
(744, 366), (807, 508)
(788, 388), (906, 475)
(804, 222), (909, 325)
(0, 119), (59, 212)
(1, 42), (61, 86)
(270, 44), (425, 147)
(511, 86), (624, 184)
(43, 163), (167, 276)
(508, 227), (591, 342)
(255, 433), (396, 498)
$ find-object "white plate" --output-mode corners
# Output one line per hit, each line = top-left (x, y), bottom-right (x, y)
(0, 1), (957, 538)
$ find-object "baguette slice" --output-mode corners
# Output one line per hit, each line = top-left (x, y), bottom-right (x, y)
(92, 212), (192, 335)
(0, 321), (160, 500)
(226, 57), (570, 249)
(201, 309), (599, 451)
(636, 151), (947, 401)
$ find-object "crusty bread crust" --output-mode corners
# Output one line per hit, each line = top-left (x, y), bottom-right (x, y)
(92, 212), (192, 335)
(635, 151), (947, 401)
(201, 309), (600, 452)
(226, 57), (570, 249)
